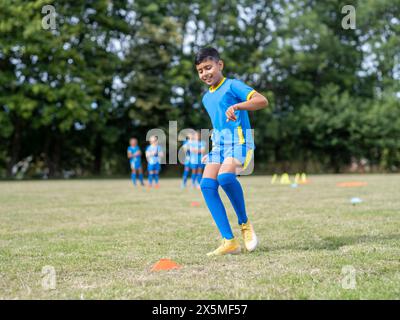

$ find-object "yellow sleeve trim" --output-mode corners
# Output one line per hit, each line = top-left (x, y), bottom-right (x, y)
(246, 90), (256, 101)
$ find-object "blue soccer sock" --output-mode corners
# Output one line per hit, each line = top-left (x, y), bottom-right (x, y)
(148, 173), (153, 186)
(138, 173), (144, 185)
(196, 172), (202, 185)
(182, 169), (189, 186)
(154, 173), (159, 184)
(131, 173), (137, 186)
(200, 178), (234, 240)
(217, 173), (248, 225)
(191, 172), (197, 186)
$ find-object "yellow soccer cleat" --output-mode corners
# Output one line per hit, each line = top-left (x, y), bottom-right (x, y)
(206, 238), (241, 256)
(240, 220), (258, 252)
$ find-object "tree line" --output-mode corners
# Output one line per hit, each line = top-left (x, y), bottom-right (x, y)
(0, 0), (399, 178)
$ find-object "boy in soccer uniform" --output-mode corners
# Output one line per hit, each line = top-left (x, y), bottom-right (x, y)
(127, 137), (144, 186)
(195, 47), (269, 256)
(189, 131), (206, 189)
(145, 136), (164, 188)
(181, 134), (192, 189)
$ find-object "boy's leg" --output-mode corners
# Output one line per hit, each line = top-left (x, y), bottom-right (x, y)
(138, 167), (144, 185)
(130, 168), (137, 186)
(182, 166), (190, 187)
(200, 163), (234, 240)
(154, 170), (159, 184)
(196, 167), (203, 186)
(217, 158), (248, 225)
(217, 148), (257, 252)
(191, 167), (197, 187)
(148, 170), (154, 186)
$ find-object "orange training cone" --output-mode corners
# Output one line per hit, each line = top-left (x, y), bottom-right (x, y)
(337, 181), (368, 187)
(151, 259), (181, 272)
(191, 201), (200, 207)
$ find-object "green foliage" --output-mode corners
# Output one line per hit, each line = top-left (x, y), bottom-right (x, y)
(0, 0), (398, 177)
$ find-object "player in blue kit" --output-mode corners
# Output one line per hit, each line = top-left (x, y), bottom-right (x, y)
(181, 134), (192, 189)
(195, 47), (269, 256)
(127, 137), (144, 186)
(145, 135), (164, 189)
(189, 131), (206, 189)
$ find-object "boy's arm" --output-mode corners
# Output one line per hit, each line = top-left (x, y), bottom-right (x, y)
(145, 150), (151, 160)
(127, 151), (133, 159)
(226, 92), (268, 121)
(158, 147), (164, 159)
(146, 148), (155, 157)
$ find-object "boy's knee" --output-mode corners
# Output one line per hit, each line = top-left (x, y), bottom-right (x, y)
(217, 172), (236, 186)
(200, 178), (219, 191)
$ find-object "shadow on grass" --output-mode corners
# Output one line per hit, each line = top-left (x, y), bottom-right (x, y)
(257, 233), (400, 252)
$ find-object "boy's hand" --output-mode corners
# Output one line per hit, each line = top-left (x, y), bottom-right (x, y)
(226, 105), (238, 122)
(201, 154), (208, 164)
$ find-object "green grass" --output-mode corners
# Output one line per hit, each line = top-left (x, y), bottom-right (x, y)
(0, 175), (399, 299)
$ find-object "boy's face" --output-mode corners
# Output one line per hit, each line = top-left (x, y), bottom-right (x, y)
(130, 139), (137, 147)
(150, 136), (157, 145)
(196, 59), (224, 87)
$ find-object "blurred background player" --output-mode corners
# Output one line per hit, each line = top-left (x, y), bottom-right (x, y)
(181, 133), (192, 189)
(145, 136), (164, 188)
(189, 131), (206, 189)
(127, 137), (144, 186)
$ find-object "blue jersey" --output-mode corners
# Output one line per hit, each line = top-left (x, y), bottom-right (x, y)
(127, 146), (141, 164)
(146, 145), (163, 165)
(202, 77), (255, 149)
(189, 140), (205, 164)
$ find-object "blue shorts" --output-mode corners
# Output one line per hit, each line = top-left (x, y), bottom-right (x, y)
(148, 163), (161, 172)
(130, 161), (142, 170)
(184, 155), (190, 167)
(189, 163), (204, 170)
(205, 144), (254, 170)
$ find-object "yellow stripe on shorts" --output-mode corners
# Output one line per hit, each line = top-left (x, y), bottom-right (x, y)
(243, 149), (253, 170)
(237, 126), (245, 145)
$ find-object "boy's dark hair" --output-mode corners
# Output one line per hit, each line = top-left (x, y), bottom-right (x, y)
(194, 47), (220, 65)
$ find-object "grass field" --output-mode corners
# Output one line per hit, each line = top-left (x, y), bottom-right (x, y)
(0, 175), (399, 299)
